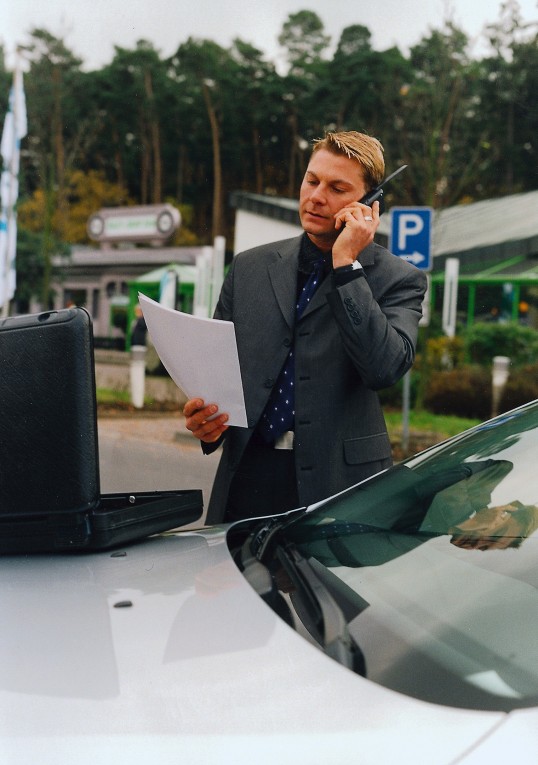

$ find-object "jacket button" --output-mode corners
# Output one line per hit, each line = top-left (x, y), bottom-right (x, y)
(264, 378), (275, 388)
(283, 338), (292, 347)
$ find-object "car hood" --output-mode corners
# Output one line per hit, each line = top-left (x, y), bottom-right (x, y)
(0, 526), (535, 764)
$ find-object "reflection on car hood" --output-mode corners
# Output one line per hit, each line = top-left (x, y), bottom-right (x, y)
(0, 526), (522, 764)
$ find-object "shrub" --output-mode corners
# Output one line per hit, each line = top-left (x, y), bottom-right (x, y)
(423, 366), (492, 420)
(423, 335), (466, 370)
(423, 363), (538, 420)
(464, 322), (538, 367)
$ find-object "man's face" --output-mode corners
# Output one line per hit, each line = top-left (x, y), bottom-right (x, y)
(299, 149), (368, 249)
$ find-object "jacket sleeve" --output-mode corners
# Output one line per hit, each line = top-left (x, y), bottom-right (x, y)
(212, 259), (235, 322)
(326, 255), (427, 390)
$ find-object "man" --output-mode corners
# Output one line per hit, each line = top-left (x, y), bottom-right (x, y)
(130, 304), (147, 347)
(184, 130), (427, 524)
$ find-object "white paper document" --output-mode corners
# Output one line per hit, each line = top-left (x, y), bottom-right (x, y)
(138, 294), (248, 427)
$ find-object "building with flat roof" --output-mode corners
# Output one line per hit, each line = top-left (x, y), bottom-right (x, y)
(48, 245), (203, 341)
(230, 189), (538, 326)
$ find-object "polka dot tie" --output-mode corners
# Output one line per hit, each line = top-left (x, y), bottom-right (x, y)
(259, 257), (325, 443)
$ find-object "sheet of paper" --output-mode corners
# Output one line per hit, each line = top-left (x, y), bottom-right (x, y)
(138, 294), (248, 428)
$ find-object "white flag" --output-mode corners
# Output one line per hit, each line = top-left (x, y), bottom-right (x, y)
(0, 63), (27, 310)
(7, 214), (17, 300)
(0, 111), (14, 166)
(13, 67), (28, 140)
(0, 214), (7, 307)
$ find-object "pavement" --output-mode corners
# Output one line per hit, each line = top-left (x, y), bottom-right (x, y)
(96, 409), (444, 461)
(97, 411), (190, 445)
(97, 412), (219, 516)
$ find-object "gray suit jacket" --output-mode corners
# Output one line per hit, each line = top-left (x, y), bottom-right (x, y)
(204, 234), (427, 524)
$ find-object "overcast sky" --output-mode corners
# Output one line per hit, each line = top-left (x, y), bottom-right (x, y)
(4, 0), (538, 71)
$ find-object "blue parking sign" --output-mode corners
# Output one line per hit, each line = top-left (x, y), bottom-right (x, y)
(389, 207), (433, 271)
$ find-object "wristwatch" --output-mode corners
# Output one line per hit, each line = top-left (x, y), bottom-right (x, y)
(334, 260), (363, 273)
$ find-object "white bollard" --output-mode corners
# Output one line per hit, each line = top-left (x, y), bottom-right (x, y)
(491, 355), (510, 418)
(130, 345), (147, 409)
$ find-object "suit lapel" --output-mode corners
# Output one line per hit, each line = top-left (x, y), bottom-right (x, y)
(266, 239), (378, 324)
(267, 237), (301, 330)
(300, 272), (331, 319)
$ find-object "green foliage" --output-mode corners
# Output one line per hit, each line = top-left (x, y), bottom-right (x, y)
(14, 227), (69, 310)
(0, 46), (11, 112)
(96, 388), (131, 404)
(384, 409), (480, 439)
(6, 9), (538, 286)
(414, 320), (538, 420)
(11, 9), (538, 222)
(166, 202), (200, 246)
(464, 322), (538, 366)
(413, 326), (465, 411)
(18, 170), (130, 243)
(424, 335), (466, 370)
(110, 305), (127, 333)
(278, 10), (330, 73)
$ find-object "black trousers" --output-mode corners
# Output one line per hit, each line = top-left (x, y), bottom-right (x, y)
(224, 434), (300, 522)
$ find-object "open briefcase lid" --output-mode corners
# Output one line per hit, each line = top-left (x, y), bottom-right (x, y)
(0, 308), (202, 553)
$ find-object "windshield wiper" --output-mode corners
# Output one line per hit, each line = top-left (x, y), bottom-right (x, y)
(239, 517), (367, 674)
(249, 508), (306, 559)
(275, 541), (366, 676)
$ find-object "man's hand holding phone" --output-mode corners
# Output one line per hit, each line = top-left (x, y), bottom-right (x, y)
(332, 199), (380, 268)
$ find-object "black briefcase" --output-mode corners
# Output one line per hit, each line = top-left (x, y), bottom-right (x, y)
(0, 307), (202, 552)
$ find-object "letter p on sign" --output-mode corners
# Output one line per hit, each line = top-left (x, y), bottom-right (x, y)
(397, 214), (424, 250)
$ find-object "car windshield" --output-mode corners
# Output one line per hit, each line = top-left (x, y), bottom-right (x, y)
(277, 401), (538, 712)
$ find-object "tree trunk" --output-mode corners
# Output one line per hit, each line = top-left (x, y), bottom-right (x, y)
(505, 98), (514, 193)
(176, 144), (186, 203)
(202, 80), (223, 238)
(41, 157), (55, 309)
(252, 127), (263, 193)
(52, 67), (67, 237)
(144, 70), (162, 203)
(112, 127), (125, 192)
(287, 111), (298, 198)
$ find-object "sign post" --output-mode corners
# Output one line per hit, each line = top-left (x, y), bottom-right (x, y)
(442, 257), (460, 338)
(389, 207), (433, 453)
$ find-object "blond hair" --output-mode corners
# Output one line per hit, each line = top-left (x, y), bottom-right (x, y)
(312, 131), (385, 190)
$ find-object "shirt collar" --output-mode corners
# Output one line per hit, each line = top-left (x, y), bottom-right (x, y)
(299, 233), (332, 274)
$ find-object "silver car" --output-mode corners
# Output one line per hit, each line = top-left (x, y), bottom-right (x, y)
(2, 400), (537, 764)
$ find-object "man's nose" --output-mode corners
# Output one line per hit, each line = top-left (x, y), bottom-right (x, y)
(309, 185), (326, 203)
